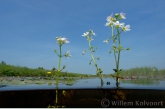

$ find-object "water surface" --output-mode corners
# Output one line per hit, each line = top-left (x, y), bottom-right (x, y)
(0, 77), (165, 91)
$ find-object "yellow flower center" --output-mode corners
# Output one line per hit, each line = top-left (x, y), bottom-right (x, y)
(122, 27), (126, 31)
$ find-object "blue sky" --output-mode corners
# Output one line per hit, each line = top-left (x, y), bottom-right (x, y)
(0, 0), (165, 74)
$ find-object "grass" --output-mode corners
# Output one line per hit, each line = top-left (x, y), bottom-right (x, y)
(120, 67), (165, 77)
(0, 61), (165, 77)
(0, 61), (93, 77)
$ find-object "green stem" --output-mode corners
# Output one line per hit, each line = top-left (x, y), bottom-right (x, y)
(55, 44), (62, 106)
(88, 38), (103, 80)
(88, 41), (97, 66)
(117, 29), (120, 70)
(55, 89), (58, 106)
(116, 28), (121, 83)
(112, 27), (118, 70)
(58, 45), (62, 71)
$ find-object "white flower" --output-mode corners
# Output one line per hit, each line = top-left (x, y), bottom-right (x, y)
(105, 20), (114, 26)
(82, 29), (96, 37)
(120, 12), (126, 19)
(56, 37), (69, 44)
(65, 51), (71, 58)
(122, 25), (131, 32)
(103, 40), (109, 44)
(82, 32), (88, 37)
(106, 13), (114, 22)
(105, 13), (116, 27)
(113, 21), (124, 28)
(61, 37), (69, 43)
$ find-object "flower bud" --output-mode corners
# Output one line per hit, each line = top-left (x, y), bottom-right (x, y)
(63, 65), (66, 69)
(113, 45), (116, 50)
(113, 69), (117, 72)
(65, 51), (71, 58)
(115, 13), (119, 19)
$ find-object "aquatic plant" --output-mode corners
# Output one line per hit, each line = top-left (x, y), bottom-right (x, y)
(48, 37), (71, 108)
(82, 30), (104, 86)
(53, 36), (71, 87)
(104, 12), (131, 86)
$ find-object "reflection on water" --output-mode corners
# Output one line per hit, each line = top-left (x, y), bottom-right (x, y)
(0, 77), (165, 108)
(121, 78), (159, 85)
(0, 77), (165, 91)
(0, 85), (7, 88)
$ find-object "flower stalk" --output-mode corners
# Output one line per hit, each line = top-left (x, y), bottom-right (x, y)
(104, 12), (131, 87)
(49, 36), (70, 107)
(82, 30), (103, 86)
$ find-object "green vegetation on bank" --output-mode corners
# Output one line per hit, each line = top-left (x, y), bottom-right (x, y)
(120, 67), (165, 77)
(0, 61), (165, 77)
(0, 61), (93, 77)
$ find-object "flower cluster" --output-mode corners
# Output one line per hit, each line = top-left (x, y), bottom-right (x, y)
(82, 29), (96, 42)
(82, 29), (96, 37)
(56, 37), (69, 45)
(103, 12), (131, 51)
(105, 12), (131, 32)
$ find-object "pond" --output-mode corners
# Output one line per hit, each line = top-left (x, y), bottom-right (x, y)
(0, 77), (165, 91)
(0, 76), (165, 108)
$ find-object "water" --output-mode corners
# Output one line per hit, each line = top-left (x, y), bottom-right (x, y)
(0, 77), (165, 108)
(0, 77), (165, 91)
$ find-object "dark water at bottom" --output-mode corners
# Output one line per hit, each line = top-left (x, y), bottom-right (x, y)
(0, 89), (165, 108)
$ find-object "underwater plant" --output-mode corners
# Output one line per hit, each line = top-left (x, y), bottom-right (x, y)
(82, 30), (104, 86)
(104, 12), (131, 87)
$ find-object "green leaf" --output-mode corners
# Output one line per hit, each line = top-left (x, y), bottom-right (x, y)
(118, 44), (122, 51)
(113, 45), (116, 50)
